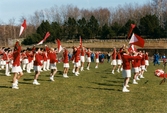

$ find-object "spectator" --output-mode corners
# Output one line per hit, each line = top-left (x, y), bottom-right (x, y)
(153, 52), (160, 66)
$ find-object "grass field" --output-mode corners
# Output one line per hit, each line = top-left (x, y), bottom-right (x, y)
(0, 60), (167, 113)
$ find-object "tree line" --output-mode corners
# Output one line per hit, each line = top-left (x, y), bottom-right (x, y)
(0, 0), (167, 46)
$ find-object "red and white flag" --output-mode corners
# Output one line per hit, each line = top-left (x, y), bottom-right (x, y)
(19, 19), (27, 37)
(56, 39), (63, 53)
(129, 33), (145, 48)
(127, 24), (136, 39)
(37, 32), (50, 45)
(79, 36), (82, 48)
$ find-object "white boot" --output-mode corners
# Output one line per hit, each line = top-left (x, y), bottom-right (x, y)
(133, 79), (138, 84)
(12, 83), (19, 89)
(72, 69), (75, 73)
(80, 67), (84, 71)
(63, 73), (69, 78)
(112, 70), (114, 74)
(33, 79), (40, 85)
(136, 76), (140, 80)
(122, 86), (130, 92)
(50, 76), (55, 81)
(140, 74), (144, 78)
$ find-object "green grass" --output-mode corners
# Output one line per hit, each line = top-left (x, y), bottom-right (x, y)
(0, 61), (167, 113)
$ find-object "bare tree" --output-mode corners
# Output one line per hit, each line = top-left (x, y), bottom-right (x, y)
(93, 8), (110, 27)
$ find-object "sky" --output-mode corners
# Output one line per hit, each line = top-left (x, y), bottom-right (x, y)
(0, 0), (150, 25)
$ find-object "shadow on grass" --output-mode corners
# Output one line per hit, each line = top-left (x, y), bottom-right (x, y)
(91, 82), (122, 87)
(23, 78), (48, 81)
(18, 82), (32, 85)
(0, 86), (10, 88)
(78, 86), (122, 92)
(105, 80), (123, 83)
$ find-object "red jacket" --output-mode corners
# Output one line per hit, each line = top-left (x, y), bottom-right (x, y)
(122, 54), (141, 70)
(63, 50), (69, 63)
(48, 51), (57, 63)
(80, 49), (85, 56)
(13, 46), (21, 66)
(95, 52), (99, 59)
(112, 50), (117, 59)
(34, 52), (43, 66)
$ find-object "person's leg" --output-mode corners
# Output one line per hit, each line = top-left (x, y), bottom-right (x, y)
(112, 65), (116, 74)
(33, 71), (40, 85)
(122, 77), (130, 92)
(12, 73), (19, 89)
(133, 72), (138, 84)
(50, 69), (57, 81)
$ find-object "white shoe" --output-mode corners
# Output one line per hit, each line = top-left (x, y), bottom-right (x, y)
(12, 86), (19, 89)
(80, 67), (84, 71)
(95, 66), (98, 68)
(50, 77), (55, 81)
(112, 71), (114, 74)
(12, 83), (19, 89)
(75, 72), (78, 76)
(63, 75), (69, 78)
(6, 73), (11, 76)
(140, 75), (145, 78)
(122, 87), (130, 92)
(63, 74), (69, 78)
(27, 71), (31, 73)
(87, 67), (89, 70)
(136, 76), (140, 80)
(133, 81), (138, 84)
(33, 81), (40, 85)
(72, 70), (75, 73)
(126, 85), (130, 87)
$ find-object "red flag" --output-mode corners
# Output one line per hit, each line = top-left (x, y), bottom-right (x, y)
(37, 32), (50, 45)
(56, 39), (63, 53)
(19, 19), (27, 37)
(127, 24), (136, 39)
(129, 33), (145, 48)
(79, 36), (82, 48)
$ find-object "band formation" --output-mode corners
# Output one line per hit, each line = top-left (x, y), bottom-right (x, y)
(0, 41), (149, 92)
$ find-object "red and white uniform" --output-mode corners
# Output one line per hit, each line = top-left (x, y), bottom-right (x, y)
(21, 51), (28, 64)
(12, 43), (22, 73)
(145, 53), (149, 66)
(63, 49), (69, 68)
(26, 50), (34, 73)
(34, 52), (43, 71)
(86, 50), (91, 63)
(72, 48), (80, 67)
(48, 50), (58, 69)
(116, 52), (122, 65)
(141, 54), (145, 70)
(80, 48), (85, 62)
(131, 55), (142, 73)
(45, 46), (50, 70)
(121, 54), (141, 78)
(111, 49), (117, 65)
(95, 52), (99, 63)
(42, 50), (48, 71)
